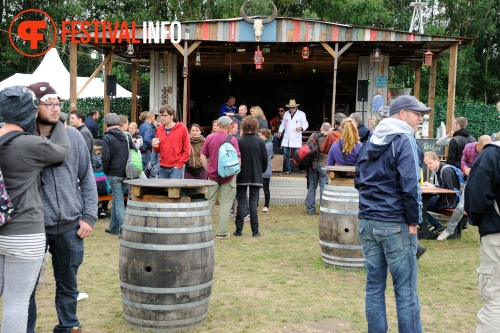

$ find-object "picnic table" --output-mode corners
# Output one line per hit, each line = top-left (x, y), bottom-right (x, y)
(419, 186), (458, 239)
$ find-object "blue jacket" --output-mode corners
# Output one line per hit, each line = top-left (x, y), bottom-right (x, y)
(85, 116), (99, 139)
(355, 118), (423, 226)
(139, 122), (156, 150)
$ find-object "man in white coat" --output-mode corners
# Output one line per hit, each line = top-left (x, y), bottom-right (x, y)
(278, 99), (309, 173)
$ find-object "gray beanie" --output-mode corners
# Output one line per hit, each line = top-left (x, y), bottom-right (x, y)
(104, 112), (120, 126)
(0, 85), (39, 134)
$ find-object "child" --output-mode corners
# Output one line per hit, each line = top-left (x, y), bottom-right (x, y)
(258, 129), (274, 212)
(93, 139), (110, 218)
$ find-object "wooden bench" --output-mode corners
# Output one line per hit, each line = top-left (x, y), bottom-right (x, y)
(98, 194), (128, 203)
(435, 208), (468, 239)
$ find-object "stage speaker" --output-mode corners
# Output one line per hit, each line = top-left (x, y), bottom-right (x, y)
(357, 80), (368, 102)
(106, 75), (117, 96)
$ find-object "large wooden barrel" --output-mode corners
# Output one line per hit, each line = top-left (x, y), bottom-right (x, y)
(120, 199), (214, 332)
(318, 185), (365, 270)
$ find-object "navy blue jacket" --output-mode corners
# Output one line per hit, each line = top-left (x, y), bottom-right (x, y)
(85, 116), (99, 139)
(355, 118), (423, 225)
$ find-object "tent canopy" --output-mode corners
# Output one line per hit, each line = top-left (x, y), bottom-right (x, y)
(0, 48), (131, 99)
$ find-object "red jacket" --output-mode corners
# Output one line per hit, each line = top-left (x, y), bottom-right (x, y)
(154, 122), (190, 168)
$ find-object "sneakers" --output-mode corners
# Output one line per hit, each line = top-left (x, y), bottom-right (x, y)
(306, 211), (315, 215)
(232, 231), (243, 237)
(437, 229), (452, 241)
(99, 211), (108, 219)
(262, 207), (269, 212)
(71, 326), (82, 333)
(416, 243), (427, 260)
(215, 233), (230, 239)
(232, 214), (250, 221)
(252, 232), (261, 237)
(283, 171), (291, 174)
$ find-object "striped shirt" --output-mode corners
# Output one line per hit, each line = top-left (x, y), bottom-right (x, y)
(461, 142), (478, 173)
(0, 233), (46, 259)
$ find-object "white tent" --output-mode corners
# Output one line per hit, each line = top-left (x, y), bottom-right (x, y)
(0, 48), (131, 99)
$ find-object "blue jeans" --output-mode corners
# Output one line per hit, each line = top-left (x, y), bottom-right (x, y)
(159, 166), (183, 179)
(28, 227), (84, 333)
(305, 162), (328, 213)
(283, 146), (292, 172)
(108, 175), (127, 234)
(425, 196), (444, 229)
(0, 254), (43, 333)
(142, 151), (151, 170)
(235, 185), (260, 234)
(358, 219), (422, 333)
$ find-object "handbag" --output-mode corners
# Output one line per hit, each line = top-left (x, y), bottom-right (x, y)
(125, 134), (142, 180)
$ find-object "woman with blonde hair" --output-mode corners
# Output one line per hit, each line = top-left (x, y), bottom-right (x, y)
(249, 105), (269, 130)
(327, 118), (362, 166)
(128, 121), (143, 151)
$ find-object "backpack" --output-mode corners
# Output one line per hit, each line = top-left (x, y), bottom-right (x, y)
(293, 133), (321, 170)
(0, 131), (28, 226)
(218, 134), (240, 178)
(440, 164), (466, 198)
(125, 134), (143, 180)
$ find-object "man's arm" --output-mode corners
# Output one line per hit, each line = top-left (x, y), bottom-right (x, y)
(200, 154), (208, 171)
(300, 112), (309, 132)
(177, 127), (191, 167)
(398, 137), (422, 226)
(436, 134), (452, 146)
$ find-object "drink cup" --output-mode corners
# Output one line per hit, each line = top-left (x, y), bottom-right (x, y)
(152, 138), (160, 148)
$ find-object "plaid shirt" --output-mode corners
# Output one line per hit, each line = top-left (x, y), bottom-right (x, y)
(461, 142), (478, 173)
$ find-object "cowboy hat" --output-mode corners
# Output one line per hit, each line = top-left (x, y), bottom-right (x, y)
(285, 99), (300, 108)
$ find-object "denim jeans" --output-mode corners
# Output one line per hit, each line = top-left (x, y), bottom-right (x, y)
(108, 175), (127, 234)
(283, 146), (292, 172)
(235, 185), (260, 234)
(0, 254), (43, 333)
(28, 227), (84, 333)
(305, 162), (328, 213)
(425, 196), (444, 229)
(142, 151), (152, 170)
(159, 166), (183, 179)
(358, 219), (422, 333)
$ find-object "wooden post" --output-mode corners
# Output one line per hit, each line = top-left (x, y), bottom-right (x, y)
(332, 43), (339, 122)
(183, 41), (188, 124)
(413, 62), (421, 100)
(131, 60), (138, 123)
(103, 50), (113, 117)
(446, 44), (458, 135)
(69, 43), (77, 111)
(427, 57), (438, 138)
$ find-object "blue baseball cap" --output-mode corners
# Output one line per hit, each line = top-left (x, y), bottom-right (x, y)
(389, 95), (432, 116)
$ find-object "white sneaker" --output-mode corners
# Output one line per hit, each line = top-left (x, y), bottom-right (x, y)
(437, 229), (452, 241)
(262, 207), (269, 212)
(244, 214), (250, 221)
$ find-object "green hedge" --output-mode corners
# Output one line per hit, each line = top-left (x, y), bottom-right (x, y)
(64, 97), (132, 135)
(433, 102), (500, 139)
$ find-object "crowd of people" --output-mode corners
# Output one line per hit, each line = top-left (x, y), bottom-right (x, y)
(0, 86), (499, 332)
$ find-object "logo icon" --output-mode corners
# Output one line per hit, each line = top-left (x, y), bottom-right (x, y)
(9, 9), (57, 57)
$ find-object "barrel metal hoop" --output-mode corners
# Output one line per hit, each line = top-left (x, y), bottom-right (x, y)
(320, 207), (359, 215)
(323, 189), (358, 196)
(120, 280), (213, 294)
(122, 295), (210, 310)
(319, 239), (362, 250)
(322, 197), (359, 203)
(122, 224), (212, 234)
(127, 200), (209, 209)
(120, 240), (214, 251)
(322, 257), (366, 268)
(125, 208), (211, 218)
(124, 312), (207, 328)
(321, 252), (365, 262)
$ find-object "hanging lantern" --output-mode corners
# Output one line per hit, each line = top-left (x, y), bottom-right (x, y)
(373, 47), (381, 62)
(311, 65), (316, 74)
(302, 46), (309, 60)
(182, 66), (188, 78)
(160, 63), (165, 73)
(127, 44), (134, 55)
(424, 50), (434, 66)
(254, 45), (264, 70)
(195, 49), (201, 66)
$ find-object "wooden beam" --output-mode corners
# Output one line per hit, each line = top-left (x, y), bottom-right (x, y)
(131, 59), (138, 123)
(427, 57), (438, 138)
(413, 62), (421, 100)
(187, 41), (201, 56)
(331, 43), (339, 121)
(103, 51), (113, 118)
(77, 46), (117, 97)
(172, 42), (184, 56)
(69, 43), (77, 111)
(446, 44), (458, 136)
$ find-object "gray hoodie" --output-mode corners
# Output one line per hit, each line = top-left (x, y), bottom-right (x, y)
(42, 126), (98, 235)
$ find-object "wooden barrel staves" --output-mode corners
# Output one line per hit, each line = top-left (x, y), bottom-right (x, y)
(120, 199), (214, 332)
(318, 185), (365, 270)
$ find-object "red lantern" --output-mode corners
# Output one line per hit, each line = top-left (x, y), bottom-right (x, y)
(254, 46), (264, 70)
(424, 50), (434, 67)
(302, 46), (309, 60)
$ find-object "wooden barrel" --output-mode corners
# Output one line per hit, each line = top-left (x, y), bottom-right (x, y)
(318, 185), (365, 270)
(120, 199), (214, 332)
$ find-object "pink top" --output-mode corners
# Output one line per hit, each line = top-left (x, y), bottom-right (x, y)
(201, 131), (240, 184)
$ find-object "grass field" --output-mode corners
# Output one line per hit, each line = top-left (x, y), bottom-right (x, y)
(28, 204), (482, 333)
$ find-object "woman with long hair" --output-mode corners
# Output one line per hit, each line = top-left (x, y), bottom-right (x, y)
(327, 118), (362, 166)
(185, 124), (207, 179)
(249, 105), (269, 130)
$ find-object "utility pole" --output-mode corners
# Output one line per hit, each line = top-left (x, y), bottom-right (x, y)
(409, 1), (428, 34)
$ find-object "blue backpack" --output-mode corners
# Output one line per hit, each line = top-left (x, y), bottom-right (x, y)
(217, 134), (240, 178)
(440, 164), (466, 198)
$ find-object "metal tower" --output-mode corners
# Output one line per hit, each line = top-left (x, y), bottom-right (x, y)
(409, 1), (428, 34)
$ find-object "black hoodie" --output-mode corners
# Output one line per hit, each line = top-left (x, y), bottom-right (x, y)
(447, 128), (476, 168)
(102, 128), (135, 177)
